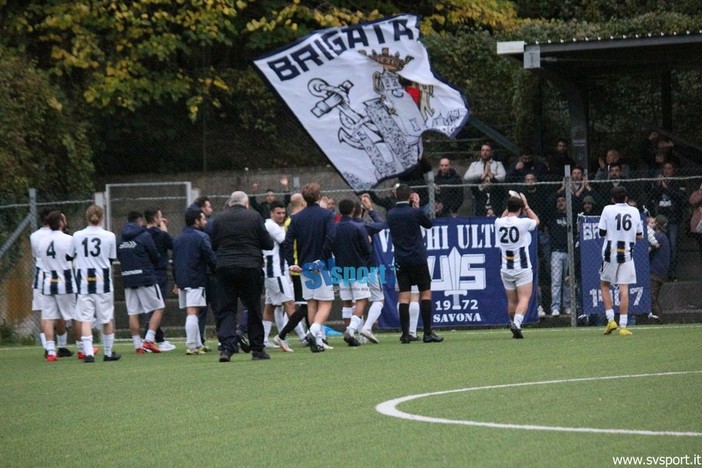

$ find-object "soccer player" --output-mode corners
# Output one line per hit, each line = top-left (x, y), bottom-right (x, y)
(284, 183), (337, 353)
(495, 193), (539, 339)
(37, 211), (77, 362)
(117, 211), (165, 353)
(598, 186), (644, 336)
(143, 207), (176, 351)
(261, 201), (297, 351)
(30, 208), (72, 357)
(172, 208), (216, 355)
(333, 199), (373, 347)
(387, 184), (443, 344)
(356, 194), (387, 343)
(73, 205), (121, 362)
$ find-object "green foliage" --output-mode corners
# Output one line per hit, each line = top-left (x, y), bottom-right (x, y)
(0, 47), (94, 198)
(513, 0), (702, 22)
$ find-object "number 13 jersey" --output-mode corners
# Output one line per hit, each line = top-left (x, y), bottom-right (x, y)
(73, 225), (117, 294)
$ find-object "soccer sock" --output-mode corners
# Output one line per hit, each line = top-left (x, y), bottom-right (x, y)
(274, 306), (285, 334)
(341, 307), (353, 327)
(102, 333), (114, 357)
(145, 329), (156, 343)
(605, 309), (615, 322)
(185, 315), (199, 349)
(46, 340), (56, 356)
(263, 320), (273, 342)
(279, 307), (305, 340)
(40, 332), (47, 349)
(81, 335), (94, 357)
(619, 314), (628, 327)
(309, 323), (322, 345)
(409, 302), (420, 336)
(132, 335), (143, 350)
(364, 302), (383, 331)
(420, 300), (433, 334)
(348, 315), (361, 335)
(399, 303), (410, 336)
(76, 339), (85, 354)
(514, 313), (524, 329)
(294, 322), (307, 340)
(57, 332), (68, 348)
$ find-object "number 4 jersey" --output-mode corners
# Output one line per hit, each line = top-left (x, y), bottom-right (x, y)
(597, 203), (643, 264)
(38, 230), (77, 295)
(495, 216), (538, 271)
(73, 225), (117, 294)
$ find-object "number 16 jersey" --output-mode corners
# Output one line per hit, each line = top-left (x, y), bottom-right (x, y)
(495, 216), (537, 271)
(597, 203), (643, 264)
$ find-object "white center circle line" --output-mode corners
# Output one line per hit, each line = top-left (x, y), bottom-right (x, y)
(376, 370), (702, 437)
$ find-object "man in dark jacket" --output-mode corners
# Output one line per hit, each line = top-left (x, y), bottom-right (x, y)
(211, 191), (273, 362)
(434, 157), (464, 218)
(387, 184), (443, 344)
(284, 182), (336, 352)
(117, 211), (164, 354)
(333, 199), (373, 347)
(173, 208), (216, 354)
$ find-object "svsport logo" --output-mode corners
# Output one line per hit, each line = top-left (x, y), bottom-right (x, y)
(301, 258), (388, 289)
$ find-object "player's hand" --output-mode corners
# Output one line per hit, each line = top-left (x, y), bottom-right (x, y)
(289, 265), (302, 273)
(319, 196), (330, 209)
(360, 193), (373, 210)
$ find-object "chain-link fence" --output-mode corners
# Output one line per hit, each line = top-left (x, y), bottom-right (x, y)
(2, 168), (701, 341)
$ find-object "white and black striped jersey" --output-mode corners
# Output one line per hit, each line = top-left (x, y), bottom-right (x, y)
(495, 216), (537, 271)
(72, 225), (117, 294)
(263, 219), (288, 278)
(29, 226), (51, 290)
(38, 230), (76, 295)
(597, 203), (643, 264)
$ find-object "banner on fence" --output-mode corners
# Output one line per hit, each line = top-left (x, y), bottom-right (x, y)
(578, 215), (651, 315)
(374, 217), (538, 329)
(254, 14), (469, 190)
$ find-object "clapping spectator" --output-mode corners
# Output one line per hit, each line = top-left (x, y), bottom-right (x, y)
(464, 141), (506, 216)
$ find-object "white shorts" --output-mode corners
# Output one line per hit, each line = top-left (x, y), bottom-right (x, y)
(338, 280), (371, 301)
(368, 275), (384, 302)
(32, 289), (42, 312)
(76, 293), (114, 324)
(125, 285), (165, 316)
(178, 287), (207, 309)
(394, 283), (419, 294)
(41, 294), (76, 321)
(500, 269), (533, 290)
(301, 270), (335, 301)
(265, 276), (294, 305)
(599, 260), (637, 285)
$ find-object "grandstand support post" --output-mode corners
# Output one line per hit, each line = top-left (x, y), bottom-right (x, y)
(28, 188), (37, 232)
(426, 170), (435, 219)
(564, 170), (578, 327)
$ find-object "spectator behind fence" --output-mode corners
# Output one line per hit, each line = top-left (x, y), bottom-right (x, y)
(464, 141), (506, 216)
(546, 138), (575, 179)
(434, 157), (463, 218)
(648, 215), (670, 321)
(594, 149), (631, 181)
(249, 176), (291, 219)
(594, 162), (636, 207)
(506, 147), (548, 182)
(689, 181), (702, 260)
(554, 165), (594, 210)
(647, 162), (686, 280)
(546, 195), (571, 316)
(580, 195), (599, 216)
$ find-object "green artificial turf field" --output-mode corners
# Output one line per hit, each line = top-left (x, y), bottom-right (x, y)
(1, 325), (700, 467)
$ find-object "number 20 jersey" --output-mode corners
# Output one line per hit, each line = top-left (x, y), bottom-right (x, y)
(72, 225), (117, 294)
(597, 203), (643, 264)
(494, 216), (538, 271)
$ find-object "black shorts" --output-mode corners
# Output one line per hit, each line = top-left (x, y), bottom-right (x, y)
(291, 274), (307, 305)
(396, 263), (431, 293)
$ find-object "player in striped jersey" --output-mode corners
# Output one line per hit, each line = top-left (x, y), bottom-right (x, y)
(30, 208), (72, 356)
(495, 192), (539, 339)
(262, 201), (298, 351)
(73, 205), (120, 362)
(37, 211), (78, 361)
(598, 186), (643, 336)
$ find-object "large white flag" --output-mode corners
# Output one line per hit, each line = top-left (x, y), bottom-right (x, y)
(254, 14), (469, 189)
